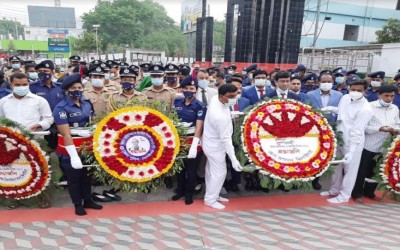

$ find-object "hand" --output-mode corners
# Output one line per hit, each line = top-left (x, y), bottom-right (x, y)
(187, 137), (200, 159)
(379, 126), (392, 132)
(70, 156), (83, 169)
(29, 124), (42, 132)
(232, 159), (243, 172)
(344, 152), (353, 164)
(390, 128), (399, 136)
(321, 106), (338, 113)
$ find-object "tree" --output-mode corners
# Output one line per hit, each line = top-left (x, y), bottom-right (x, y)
(0, 18), (24, 40)
(375, 18), (400, 44)
(72, 32), (99, 54)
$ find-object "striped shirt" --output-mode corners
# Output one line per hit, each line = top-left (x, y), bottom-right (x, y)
(364, 100), (400, 153)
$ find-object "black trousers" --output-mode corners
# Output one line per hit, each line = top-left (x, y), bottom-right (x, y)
(44, 124), (58, 150)
(62, 157), (92, 204)
(225, 155), (241, 184)
(176, 152), (203, 198)
(352, 149), (380, 199)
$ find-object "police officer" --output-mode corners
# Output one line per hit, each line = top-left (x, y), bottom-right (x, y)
(84, 66), (113, 116)
(108, 67), (148, 112)
(56, 56), (82, 84)
(4, 56), (24, 82)
(25, 63), (38, 82)
(164, 63), (182, 98)
(178, 64), (191, 82)
(53, 73), (102, 216)
(242, 63), (257, 87)
(333, 67), (349, 94)
(366, 71), (385, 102)
(172, 76), (206, 205)
(301, 72), (319, 93)
(106, 60), (120, 82)
(0, 72), (11, 99)
(227, 65), (237, 75)
(142, 65), (176, 113)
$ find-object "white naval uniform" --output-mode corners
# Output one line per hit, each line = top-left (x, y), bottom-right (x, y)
(202, 96), (238, 206)
(329, 94), (373, 201)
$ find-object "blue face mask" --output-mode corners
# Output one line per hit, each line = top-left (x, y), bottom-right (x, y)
(68, 90), (83, 100)
(38, 73), (52, 81)
(122, 82), (135, 90)
(198, 80), (209, 89)
(13, 86), (29, 96)
(12, 63), (20, 70)
(336, 76), (345, 84)
(28, 72), (39, 80)
(166, 77), (177, 84)
(151, 78), (164, 86)
(183, 91), (195, 99)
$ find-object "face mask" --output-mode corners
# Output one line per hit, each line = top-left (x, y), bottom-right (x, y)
(336, 77), (344, 84)
(109, 73), (115, 80)
(208, 81), (216, 87)
(254, 79), (266, 87)
(28, 72), (38, 80)
(242, 71), (247, 75)
(224, 98), (237, 107)
(13, 86), (29, 96)
(228, 70), (234, 75)
(371, 81), (381, 88)
(143, 72), (150, 78)
(38, 72), (52, 81)
(104, 73), (110, 80)
(305, 84), (315, 92)
(236, 93), (241, 99)
(265, 80), (272, 87)
(248, 73), (253, 79)
(379, 98), (391, 107)
(349, 91), (363, 101)
(92, 78), (104, 88)
(198, 80), (209, 89)
(122, 82), (135, 91)
(12, 63), (20, 70)
(151, 78), (164, 86)
(320, 82), (333, 92)
(82, 79), (89, 86)
(166, 77), (177, 84)
(183, 91), (195, 99)
(68, 90), (83, 100)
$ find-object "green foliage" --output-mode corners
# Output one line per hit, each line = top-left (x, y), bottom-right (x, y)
(0, 18), (24, 40)
(375, 18), (400, 44)
(72, 32), (99, 54)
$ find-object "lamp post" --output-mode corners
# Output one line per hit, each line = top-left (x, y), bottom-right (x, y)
(93, 24), (100, 59)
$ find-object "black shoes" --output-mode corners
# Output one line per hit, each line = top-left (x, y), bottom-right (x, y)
(83, 199), (103, 210)
(74, 204), (87, 216)
(164, 177), (173, 189)
(91, 192), (112, 202)
(103, 190), (122, 201)
(185, 196), (193, 205)
(312, 178), (322, 190)
(172, 193), (184, 201)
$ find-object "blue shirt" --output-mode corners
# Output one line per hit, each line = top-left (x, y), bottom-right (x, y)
(366, 89), (379, 102)
(332, 84), (348, 95)
(53, 97), (94, 128)
(0, 85), (11, 99)
(393, 93), (400, 110)
(30, 80), (65, 111)
(173, 98), (207, 127)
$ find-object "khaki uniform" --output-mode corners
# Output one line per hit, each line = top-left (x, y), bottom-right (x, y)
(85, 80), (121, 92)
(107, 90), (148, 112)
(170, 85), (184, 99)
(84, 86), (112, 115)
(142, 85), (176, 112)
(4, 69), (24, 82)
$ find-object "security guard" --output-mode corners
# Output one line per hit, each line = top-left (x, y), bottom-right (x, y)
(4, 56), (24, 82)
(53, 73), (102, 216)
(227, 65), (237, 75)
(107, 67), (148, 112)
(164, 63), (182, 98)
(172, 76), (206, 205)
(178, 64), (191, 82)
(69, 55), (81, 68)
(332, 67), (348, 94)
(366, 71), (385, 102)
(84, 66), (113, 116)
(142, 65), (176, 112)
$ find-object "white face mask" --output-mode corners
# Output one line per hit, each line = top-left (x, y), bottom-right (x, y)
(13, 86), (29, 96)
(248, 73), (253, 79)
(349, 91), (363, 101)
(320, 82), (333, 92)
(143, 72), (150, 78)
(236, 93), (241, 99)
(371, 81), (381, 88)
(266, 80), (272, 87)
(379, 98), (391, 107)
(224, 98), (237, 107)
(254, 79), (266, 87)
(92, 78), (105, 88)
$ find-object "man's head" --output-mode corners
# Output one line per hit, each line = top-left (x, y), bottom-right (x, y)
(25, 64), (37, 81)
(348, 79), (368, 101)
(274, 71), (291, 91)
(218, 83), (238, 105)
(378, 84), (397, 105)
(319, 73), (334, 92)
(368, 71), (385, 88)
(35, 60), (55, 82)
(230, 78), (242, 94)
(290, 75), (301, 93)
(10, 73), (30, 97)
(196, 69), (209, 89)
(9, 56), (21, 70)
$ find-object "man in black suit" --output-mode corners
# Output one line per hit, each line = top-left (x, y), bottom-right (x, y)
(264, 70), (300, 101)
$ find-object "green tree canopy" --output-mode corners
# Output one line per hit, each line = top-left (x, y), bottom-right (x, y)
(72, 32), (99, 54)
(375, 18), (400, 44)
(0, 18), (24, 40)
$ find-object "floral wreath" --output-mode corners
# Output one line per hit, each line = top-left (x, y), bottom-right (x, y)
(379, 134), (400, 195)
(241, 99), (336, 183)
(93, 106), (181, 183)
(0, 125), (51, 200)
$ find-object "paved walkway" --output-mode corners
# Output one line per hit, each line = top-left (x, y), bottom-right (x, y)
(1, 193), (399, 250)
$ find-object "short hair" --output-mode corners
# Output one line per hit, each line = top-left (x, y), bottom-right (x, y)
(231, 78), (243, 84)
(197, 69), (208, 75)
(10, 73), (29, 83)
(215, 69), (225, 79)
(318, 73), (333, 81)
(231, 73), (244, 79)
(349, 79), (368, 90)
(218, 83), (238, 96)
(378, 84), (397, 94)
(24, 63), (36, 71)
(274, 71), (290, 81)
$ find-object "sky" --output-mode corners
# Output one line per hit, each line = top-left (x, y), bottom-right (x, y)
(0, 0), (228, 26)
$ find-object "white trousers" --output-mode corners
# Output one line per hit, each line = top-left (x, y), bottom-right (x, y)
(204, 149), (227, 205)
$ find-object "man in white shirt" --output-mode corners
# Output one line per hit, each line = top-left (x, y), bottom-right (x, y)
(352, 85), (400, 203)
(320, 79), (373, 203)
(203, 84), (243, 210)
(0, 73), (54, 131)
(195, 69), (218, 106)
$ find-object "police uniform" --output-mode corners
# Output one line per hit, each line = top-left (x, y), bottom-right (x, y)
(107, 67), (148, 112)
(172, 76), (207, 203)
(332, 67), (348, 95)
(165, 63), (182, 97)
(301, 72), (318, 93)
(85, 63), (121, 92)
(178, 64), (191, 81)
(142, 65), (176, 112)
(53, 73), (98, 213)
(0, 85), (11, 99)
(4, 56), (25, 82)
(366, 71), (385, 102)
(84, 66), (113, 115)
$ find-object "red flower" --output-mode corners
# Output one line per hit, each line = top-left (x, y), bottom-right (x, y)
(123, 115), (130, 122)
(104, 141), (110, 146)
(135, 114), (142, 121)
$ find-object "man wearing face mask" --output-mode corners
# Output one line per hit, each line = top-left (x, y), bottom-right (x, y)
(242, 64), (257, 87)
(203, 84), (243, 210)
(332, 67), (348, 95)
(301, 72), (319, 93)
(178, 64), (191, 82)
(83, 66), (113, 116)
(195, 69), (218, 106)
(136, 63), (153, 91)
(366, 71), (385, 102)
(320, 79), (373, 203)
(4, 56), (24, 83)
(96, 62), (120, 92)
(25, 63), (38, 83)
(143, 65), (176, 112)
(227, 65), (237, 75)
(105, 60), (119, 82)
(108, 67), (147, 112)
(242, 69), (272, 105)
(352, 84), (400, 204)
(164, 63), (182, 97)
(289, 72), (309, 103)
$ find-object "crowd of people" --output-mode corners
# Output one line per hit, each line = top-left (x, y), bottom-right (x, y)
(0, 55), (399, 215)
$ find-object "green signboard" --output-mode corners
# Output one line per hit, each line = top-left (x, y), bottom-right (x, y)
(48, 38), (69, 47)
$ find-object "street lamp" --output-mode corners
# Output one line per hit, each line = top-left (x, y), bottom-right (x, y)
(93, 24), (100, 59)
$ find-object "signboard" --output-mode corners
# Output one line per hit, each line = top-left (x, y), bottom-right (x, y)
(49, 47), (70, 52)
(47, 29), (69, 35)
(181, 0), (203, 34)
(48, 38), (69, 47)
(49, 33), (67, 39)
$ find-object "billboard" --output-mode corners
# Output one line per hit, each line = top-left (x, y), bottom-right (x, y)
(181, 0), (203, 34)
(28, 6), (76, 28)
(48, 30), (70, 52)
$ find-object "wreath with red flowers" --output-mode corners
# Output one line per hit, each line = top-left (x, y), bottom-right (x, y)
(93, 106), (180, 184)
(379, 134), (400, 196)
(0, 125), (50, 200)
(242, 100), (336, 184)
